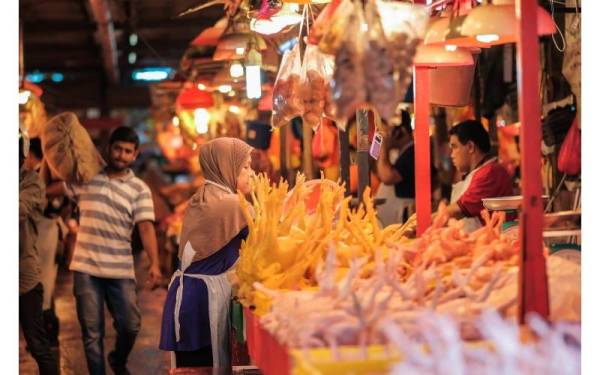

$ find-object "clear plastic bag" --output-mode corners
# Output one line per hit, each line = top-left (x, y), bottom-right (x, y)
(271, 43), (304, 128)
(330, 1), (367, 131)
(376, 0), (429, 103)
(301, 45), (334, 129)
(363, 0), (398, 123)
(317, 0), (355, 55)
(308, 0), (341, 46)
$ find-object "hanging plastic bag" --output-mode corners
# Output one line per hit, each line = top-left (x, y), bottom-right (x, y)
(301, 45), (334, 129)
(376, 0), (429, 102)
(363, 0), (398, 123)
(330, 1), (367, 131)
(557, 116), (581, 175)
(308, 0), (341, 45)
(271, 43), (304, 128)
(317, 0), (355, 55)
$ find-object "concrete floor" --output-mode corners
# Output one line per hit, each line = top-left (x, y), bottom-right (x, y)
(19, 265), (172, 374)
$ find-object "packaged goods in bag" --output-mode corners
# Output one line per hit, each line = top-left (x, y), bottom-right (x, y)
(330, 1), (367, 131)
(271, 43), (304, 128)
(41, 112), (106, 184)
(308, 0), (342, 46)
(317, 0), (355, 55)
(363, 0), (398, 123)
(376, 0), (429, 101)
(301, 45), (335, 129)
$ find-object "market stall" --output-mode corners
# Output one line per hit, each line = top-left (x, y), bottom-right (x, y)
(18, 0), (581, 372)
(206, 0), (582, 373)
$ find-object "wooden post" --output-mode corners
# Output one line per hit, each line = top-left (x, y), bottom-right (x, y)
(414, 66), (432, 235)
(356, 109), (371, 202)
(19, 19), (24, 87)
(279, 125), (288, 182)
(302, 121), (314, 179)
(339, 127), (351, 197)
(516, 0), (549, 322)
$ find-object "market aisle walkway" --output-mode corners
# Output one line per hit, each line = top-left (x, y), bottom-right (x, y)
(19, 266), (172, 374)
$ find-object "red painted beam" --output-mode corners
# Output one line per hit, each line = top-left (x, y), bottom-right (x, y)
(414, 66), (432, 235)
(515, 0), (549, 322)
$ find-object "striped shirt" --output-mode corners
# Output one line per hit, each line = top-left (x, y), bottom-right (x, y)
(68, 169), (155, 279)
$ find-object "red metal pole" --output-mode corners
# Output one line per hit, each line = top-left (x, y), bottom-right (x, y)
(414, 66), (432, 235)
(515, 0), (549, 322)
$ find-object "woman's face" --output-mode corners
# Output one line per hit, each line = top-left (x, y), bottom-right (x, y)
(236, 155), (253, 195)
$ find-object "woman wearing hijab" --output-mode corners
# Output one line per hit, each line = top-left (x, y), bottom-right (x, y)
(159, 137), (253, 369)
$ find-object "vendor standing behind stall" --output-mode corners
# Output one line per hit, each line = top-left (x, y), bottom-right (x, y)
(375, 111), (416, 225)
(159, 137), (254, 369)
(446, 120), (514, 232)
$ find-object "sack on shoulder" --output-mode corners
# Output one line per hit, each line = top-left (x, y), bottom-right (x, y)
(41, 112), (106, 184)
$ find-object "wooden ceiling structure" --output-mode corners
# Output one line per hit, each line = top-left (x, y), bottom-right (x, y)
(20, 0), (225, 114)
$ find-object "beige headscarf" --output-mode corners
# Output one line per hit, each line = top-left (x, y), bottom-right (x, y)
(178, 137), (253, 262)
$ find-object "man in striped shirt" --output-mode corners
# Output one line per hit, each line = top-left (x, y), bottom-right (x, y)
(49, 126), (161, 375)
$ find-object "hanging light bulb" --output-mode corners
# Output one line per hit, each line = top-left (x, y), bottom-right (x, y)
(218, 84), (232, 93)
(172, 116), (180, 127)
(129, 33), (138, 46)
(194, 108), (210, 134)
(245, 43), (262, 99)
(128, 52), (137, 64)
(170, 134), (183, 149)
(414, 45), (474, 67)
(230, 61), (244, 78)
(19, 90), (31, 105)
(476, 34), (500, 43)
(197, 83), (207, 90)
(461, 1), (556, 46)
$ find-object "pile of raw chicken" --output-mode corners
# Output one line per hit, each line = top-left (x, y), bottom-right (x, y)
(235, 173), (411, 315)
(234, 174), (580, 369)
(383, 309), (580, 375)
(256, 202), (524, 349)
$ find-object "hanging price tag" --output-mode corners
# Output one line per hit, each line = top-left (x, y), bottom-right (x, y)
(369, 132), (383, 160)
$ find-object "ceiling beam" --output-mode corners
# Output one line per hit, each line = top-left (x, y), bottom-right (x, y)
(22, 19), (220, 34)
(89, 0), (120, 84)
(23, 21), (97, 33)
(25, 57), (103, 71)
